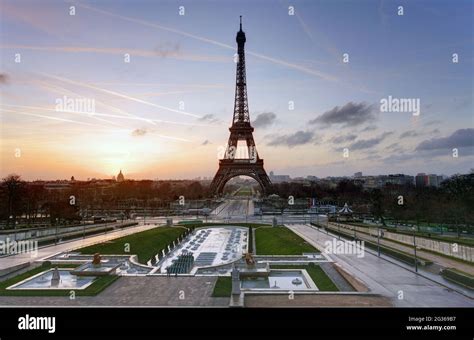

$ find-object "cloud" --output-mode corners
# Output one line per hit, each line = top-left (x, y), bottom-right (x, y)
(385, 142), (406, 153)
(153, 42), (180, 57)
(198, 114), (220, 123)
(399, 130), (420, 138)
(348, 132), (393, 150)
(416, 128), (474, 151)
(309, 102), (376, 127)
(425, 120), (441, 126)
(360, 125), (377, 132)
(331, 134), (357, 144)
(252, 112), (276, 128)
(267, 130), (314, 148)
(131, 128), (148, 137)
(0, 73), (9, 84)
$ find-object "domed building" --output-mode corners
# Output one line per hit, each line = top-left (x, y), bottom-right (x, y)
(116, 170), (125, 182)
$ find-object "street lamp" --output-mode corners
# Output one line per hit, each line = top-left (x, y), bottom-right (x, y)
(377, 225), (381, 257)
(10, 216), (15, 242)
(413, 226), (418, 273)
(55, 217), (59, 245)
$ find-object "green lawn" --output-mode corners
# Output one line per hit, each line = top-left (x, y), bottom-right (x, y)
(77, 226), (185, 263)
(0, 263), (119, 296)
(255, 226), (319, 255)
(234, 186), (252, 196)
(271, 264), (339, 291)
(212, 276), (232, 297)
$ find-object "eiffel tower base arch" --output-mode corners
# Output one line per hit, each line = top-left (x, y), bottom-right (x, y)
(210, 159), (272, 196)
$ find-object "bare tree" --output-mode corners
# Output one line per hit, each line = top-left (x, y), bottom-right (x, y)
(2, 174), (24, 229)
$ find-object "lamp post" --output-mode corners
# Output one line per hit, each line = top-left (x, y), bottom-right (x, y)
(413, 226), (418, 273)
(10, 216), (15, 242)
(377, 225), (381, 257)
(55, 217), (59, 245)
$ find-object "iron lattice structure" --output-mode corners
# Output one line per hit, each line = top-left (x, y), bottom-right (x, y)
(210, 17), (272, 196)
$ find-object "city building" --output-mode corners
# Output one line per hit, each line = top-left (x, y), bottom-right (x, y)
(415, 173), (443, 187)
(269, 171), (291, 183)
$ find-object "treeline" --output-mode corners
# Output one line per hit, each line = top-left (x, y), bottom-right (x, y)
(267, 174), (474, 227)
(0, 175), (210, 228)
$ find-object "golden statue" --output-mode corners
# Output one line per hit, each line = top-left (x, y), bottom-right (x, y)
(243, 252), (255, 266)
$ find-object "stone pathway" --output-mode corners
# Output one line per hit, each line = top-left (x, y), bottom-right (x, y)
(0, 276), (229, 307)
(329, 222), (474, 275)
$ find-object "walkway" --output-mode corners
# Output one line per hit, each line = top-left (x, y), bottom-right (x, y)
(286, 224), (473, 307)
(0, 224), (157, 272)
(328, 222), (474, 275)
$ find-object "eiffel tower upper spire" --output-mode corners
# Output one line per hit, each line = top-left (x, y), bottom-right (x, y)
(233, 15), (250, 124)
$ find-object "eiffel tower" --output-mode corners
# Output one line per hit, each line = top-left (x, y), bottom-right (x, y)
(210, 16), (272, 196)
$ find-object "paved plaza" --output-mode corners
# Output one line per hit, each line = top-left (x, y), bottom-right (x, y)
(287, 224), (474, 307)
(0, 276), (228, 307)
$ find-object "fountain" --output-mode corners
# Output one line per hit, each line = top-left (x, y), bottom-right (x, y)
(8, 268), (96, 290)
(231, 265), (241, 295)
(50, 267), (60, 287)
(72, 252), (120, 276)
(292, 278), (303, 285)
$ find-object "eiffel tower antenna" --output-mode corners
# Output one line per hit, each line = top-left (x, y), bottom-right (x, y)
(210, 18), (272, 196)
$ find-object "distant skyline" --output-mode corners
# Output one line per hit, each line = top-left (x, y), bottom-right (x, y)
(1, 0), (473, 181)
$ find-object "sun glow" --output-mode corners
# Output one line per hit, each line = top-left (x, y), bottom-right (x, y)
(63, 130), (168, 176)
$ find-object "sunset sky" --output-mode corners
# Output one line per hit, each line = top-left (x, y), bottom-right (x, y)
(1, 0), (473, 181)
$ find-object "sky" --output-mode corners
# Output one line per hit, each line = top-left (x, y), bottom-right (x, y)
(0, 0), (473, 181)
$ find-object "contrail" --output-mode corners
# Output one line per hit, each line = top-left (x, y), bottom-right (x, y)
(1, 104), (213, 127)
(0, 44), (229, 63)
(1, 107), (192, 142)
(34, 79), (127, 128)
(72, 1), (340, 83)
(1, 108), (105, 127)
(72, 1), (235, 50)
(34, 79), (200, 128)
(37, 71), (203, 119)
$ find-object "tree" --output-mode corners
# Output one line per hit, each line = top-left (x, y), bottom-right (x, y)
(1, 174), (25, 229)
(369, 189), (385, 226)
